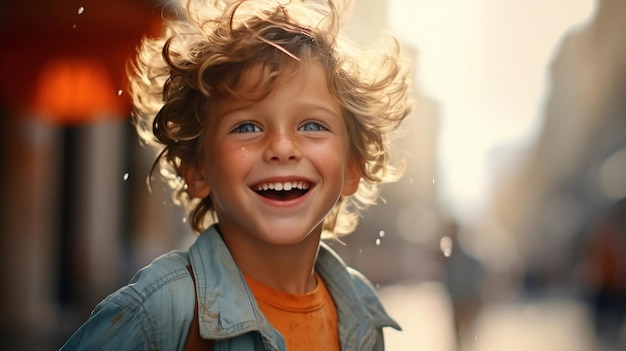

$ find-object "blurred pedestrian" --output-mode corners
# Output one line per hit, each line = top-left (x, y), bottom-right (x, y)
(580, 198), (626, 349)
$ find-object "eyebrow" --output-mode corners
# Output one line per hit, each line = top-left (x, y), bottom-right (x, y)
(295, 102), (342, 118)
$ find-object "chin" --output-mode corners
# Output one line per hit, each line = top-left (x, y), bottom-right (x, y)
(261, 233), (312, 246)
(258, 223), (322, 246)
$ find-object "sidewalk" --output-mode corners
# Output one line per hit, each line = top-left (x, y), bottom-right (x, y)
(379, 282), (456, 351)
(379, 282), (597, 351)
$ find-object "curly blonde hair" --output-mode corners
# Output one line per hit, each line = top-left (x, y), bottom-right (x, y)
(128, 0), (412, 238)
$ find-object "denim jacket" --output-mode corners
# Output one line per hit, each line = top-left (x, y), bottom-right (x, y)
(60, 225), (400, 350)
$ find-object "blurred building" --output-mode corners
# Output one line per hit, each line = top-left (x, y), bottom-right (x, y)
(0, 1), (193, 349)
(480, 0), (626, 347)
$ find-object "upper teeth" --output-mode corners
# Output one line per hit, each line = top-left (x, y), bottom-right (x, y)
(256, 181), (310, 191)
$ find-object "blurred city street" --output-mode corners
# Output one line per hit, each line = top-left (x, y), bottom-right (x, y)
(380, 282), (456, 351)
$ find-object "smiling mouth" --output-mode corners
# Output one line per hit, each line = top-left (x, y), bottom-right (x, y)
(253, 181), (311, 201)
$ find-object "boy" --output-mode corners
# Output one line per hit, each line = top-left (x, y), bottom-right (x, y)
(61, 0), (412, 350)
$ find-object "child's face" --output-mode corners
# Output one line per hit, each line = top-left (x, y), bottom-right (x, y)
(185, 61), (360, 245)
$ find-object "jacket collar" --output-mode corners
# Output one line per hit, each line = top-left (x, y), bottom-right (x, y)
(316, 243), (401, 331)
(188, 226), (283, 349)
(188, 225), (399, 348)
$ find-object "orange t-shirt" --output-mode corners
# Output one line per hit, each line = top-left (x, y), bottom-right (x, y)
(244, 272), (340, 351)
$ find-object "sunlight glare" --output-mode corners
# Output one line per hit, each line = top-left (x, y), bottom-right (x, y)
(389, 0), (596, 224)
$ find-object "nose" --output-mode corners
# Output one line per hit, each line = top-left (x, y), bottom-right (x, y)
(263, 129), (302, 163)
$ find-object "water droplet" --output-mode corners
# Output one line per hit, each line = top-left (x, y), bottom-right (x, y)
(440, 236), (453, 257)
(432, 178), (436, 185)
(117, 89), (123, 96)
(123, 172), (129, 181)
(378, 230), (385, 238)
(182, 217), (187, 223)
(358, 249), (363, 254)
(375, 238), (381, 246)
(77, 7), (85, 15)
(72, 24), (77, 29)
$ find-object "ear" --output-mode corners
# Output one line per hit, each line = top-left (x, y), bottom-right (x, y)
(181, 163), (211, 199)
(341, 159), (361, 196)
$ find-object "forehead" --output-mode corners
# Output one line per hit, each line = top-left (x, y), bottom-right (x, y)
(218, 57), (313, 97)
(211, 59), (338, 111)
(209, 61), (344, 121)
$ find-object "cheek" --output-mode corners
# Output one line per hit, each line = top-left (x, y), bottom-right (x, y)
(309, 141), (350, 174)
(229, 144), (261, 165)
(209, 143), (257, 176)
(212, 138), (251, 160)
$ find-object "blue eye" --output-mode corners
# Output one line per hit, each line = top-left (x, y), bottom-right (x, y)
(232, 122), (261, 133)
(299, 121), (328, 132)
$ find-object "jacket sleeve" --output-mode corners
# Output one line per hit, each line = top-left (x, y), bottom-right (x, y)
(59, 297), (152, 351)
(59, 259), (196, 350)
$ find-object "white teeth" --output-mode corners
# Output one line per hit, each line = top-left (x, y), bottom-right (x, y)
(255, 181), (310, 191)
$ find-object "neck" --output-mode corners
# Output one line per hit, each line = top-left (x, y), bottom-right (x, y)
(219, 225), (323, 294)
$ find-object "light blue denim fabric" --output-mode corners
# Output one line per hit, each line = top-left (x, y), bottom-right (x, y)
(60, 225), (400, 350)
